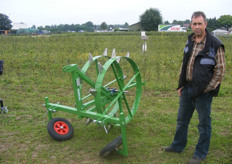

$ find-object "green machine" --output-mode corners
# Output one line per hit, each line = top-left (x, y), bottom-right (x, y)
(44, 49), (143, 157)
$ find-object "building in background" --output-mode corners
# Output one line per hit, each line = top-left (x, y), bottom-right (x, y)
(128, 23), (141, 31)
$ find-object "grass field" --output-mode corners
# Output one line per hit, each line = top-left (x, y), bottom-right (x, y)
(0, 32), (231, 164)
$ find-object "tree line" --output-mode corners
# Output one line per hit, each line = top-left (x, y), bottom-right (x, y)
(1, 10), (232, 33)
(37, 22), (129, 33)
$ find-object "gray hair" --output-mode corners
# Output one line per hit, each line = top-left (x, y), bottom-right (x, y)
(191, 11), (207, 22)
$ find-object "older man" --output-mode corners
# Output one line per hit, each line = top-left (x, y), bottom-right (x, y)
(163, 11), (226, 164)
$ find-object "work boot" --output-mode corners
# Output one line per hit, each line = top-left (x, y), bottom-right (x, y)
(188, 157), (203, 164)
(162, 146), (180, 153)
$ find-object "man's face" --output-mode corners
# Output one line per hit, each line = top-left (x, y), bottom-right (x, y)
(191, 15), (207, 37)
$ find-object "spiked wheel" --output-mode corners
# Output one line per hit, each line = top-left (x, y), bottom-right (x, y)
(79, 49), (142, 126)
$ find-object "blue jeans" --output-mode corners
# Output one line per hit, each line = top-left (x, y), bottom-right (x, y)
(171, 84), (213, 159)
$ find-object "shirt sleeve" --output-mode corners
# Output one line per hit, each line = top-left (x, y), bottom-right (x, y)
(204, 46), (226, 92)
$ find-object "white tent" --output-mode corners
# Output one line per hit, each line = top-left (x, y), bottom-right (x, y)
(212, 29), (228, 36)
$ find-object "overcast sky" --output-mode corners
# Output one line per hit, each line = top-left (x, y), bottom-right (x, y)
(1, 0), (231, 27)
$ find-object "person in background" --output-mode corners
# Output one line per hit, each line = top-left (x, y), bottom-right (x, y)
(162, 11), (226, 164)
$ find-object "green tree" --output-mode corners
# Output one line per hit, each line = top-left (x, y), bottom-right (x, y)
(82, 21), (94, 32)
(172, 20), (184, 26)
(85, 21), (94, 28)
(100, 22), (107, 30)
(164, 21), (170, 24)
(124, 22), (129, 27)
(172, 20), (178, 24)
(140, 8), (162, 31)
(0, 13), (12, 30)
(217, 15), (232, 30)
(207, 17), (219, 31)
(184, 19), (190, 24)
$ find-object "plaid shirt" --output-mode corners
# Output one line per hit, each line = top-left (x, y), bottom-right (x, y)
(186, 35), (226, 92)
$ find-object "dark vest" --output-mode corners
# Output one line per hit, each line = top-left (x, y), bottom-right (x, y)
(178, 29), (224, 98)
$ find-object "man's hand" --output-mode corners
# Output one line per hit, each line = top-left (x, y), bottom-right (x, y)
(178, 87), (184, 96)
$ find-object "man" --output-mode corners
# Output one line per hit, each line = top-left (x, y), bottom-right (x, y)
(163, 11), (226, 164)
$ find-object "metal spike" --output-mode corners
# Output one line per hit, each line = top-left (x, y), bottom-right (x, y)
(103, 125), (108, 134)
(103, 48), (107, 56)
(89, 88), (97, 97)
(42, 111), (48, 118)
(107, 124), (113, 133)
(89, 53), (93, 63)
(85, 118), (93, 125)
(111, 48), (116, 58)
(98, 62), (104, 73)
(125, 52), (130, 58)
(116, 57), (120, 63)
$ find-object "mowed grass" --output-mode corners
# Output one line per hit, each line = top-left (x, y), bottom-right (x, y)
(0, 32), (231, 164)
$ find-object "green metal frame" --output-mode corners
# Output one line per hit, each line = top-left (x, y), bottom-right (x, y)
(44, 55), (142, 156)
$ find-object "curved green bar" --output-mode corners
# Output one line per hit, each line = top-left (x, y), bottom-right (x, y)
(81, 55), (104, 74)
(95, 56), (142, 125)
(78, 54), (142, 126)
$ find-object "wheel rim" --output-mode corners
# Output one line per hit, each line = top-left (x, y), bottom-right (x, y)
(54, 121), (69, 135)
(80, 55), (142, 126)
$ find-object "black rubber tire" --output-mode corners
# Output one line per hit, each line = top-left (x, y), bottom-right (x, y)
(47, 117), (74, 141)
(99, 135), (122, 157)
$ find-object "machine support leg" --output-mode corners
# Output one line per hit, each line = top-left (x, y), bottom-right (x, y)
(118, 97), (128, 156)
(45, 97), (52, 120)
